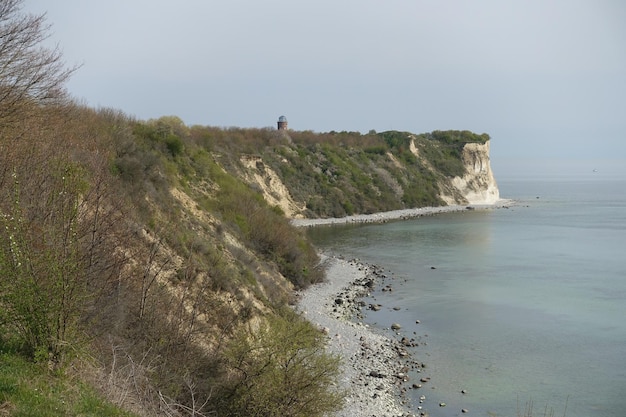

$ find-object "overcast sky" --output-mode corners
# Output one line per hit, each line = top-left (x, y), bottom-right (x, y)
(24, 0), (626, 177)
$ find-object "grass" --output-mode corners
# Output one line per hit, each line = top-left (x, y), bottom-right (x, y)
(0, 350), (135, 417)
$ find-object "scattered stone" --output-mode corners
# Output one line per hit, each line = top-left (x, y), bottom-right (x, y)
(462, 408), (469, 413)
(391, 323), (402, 330)
(439, 402), (446, 407)
(461, 389), (468, 394)
(415, 319), (421, 324)
(430, 266), (436, 269)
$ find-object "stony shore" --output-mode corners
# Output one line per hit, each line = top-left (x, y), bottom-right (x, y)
(295, 255), (420, 417)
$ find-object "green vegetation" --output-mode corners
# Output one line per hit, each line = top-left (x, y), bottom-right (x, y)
(217, 310), (345, 417)
(249, 128), (489, 217)
(0, 346), (135, 417)
(0, 1), (490, 415)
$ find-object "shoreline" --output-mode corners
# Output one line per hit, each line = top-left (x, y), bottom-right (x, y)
(291, 199), (514, 228)
(293, 203), (514, 416)
(296, 255), (421, 417)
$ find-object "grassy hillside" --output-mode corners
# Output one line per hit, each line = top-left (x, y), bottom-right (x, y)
(0, 105), (490, 416)
(184, 126), (489, 218)
(0, 107), (334, 416)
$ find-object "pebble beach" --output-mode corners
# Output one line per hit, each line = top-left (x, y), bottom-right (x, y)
(295, 255), (419, 417)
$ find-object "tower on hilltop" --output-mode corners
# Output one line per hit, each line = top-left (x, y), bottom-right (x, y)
(277, 115), (288, 130)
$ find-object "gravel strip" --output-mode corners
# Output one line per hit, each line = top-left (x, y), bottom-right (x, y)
(295, 255), (420, 417)
(291, 201), (513, 228)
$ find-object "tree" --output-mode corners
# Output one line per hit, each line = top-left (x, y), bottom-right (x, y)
(0, 0), (77, 127)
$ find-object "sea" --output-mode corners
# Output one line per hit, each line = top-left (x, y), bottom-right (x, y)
(306, 171), (626, 417)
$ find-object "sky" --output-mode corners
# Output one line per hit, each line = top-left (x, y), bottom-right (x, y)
(24, 0), (626, 178)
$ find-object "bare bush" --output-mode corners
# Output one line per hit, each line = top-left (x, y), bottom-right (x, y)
(0, 0), (78, 127)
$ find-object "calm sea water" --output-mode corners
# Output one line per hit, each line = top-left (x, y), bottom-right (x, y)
(307, 176), (626, 417)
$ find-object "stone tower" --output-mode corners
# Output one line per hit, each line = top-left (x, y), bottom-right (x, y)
(277, 115), (288, 130)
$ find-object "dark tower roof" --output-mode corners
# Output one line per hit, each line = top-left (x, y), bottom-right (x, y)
(278, 115), (287, 122)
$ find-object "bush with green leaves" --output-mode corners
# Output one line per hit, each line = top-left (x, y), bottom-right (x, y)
(217, 310), (345, 417)
(0, 156), (124, 365)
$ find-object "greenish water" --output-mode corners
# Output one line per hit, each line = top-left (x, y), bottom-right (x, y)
(307, 177), (626, 417)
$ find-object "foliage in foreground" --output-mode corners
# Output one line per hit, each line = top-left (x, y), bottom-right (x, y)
(0, 107), (341, 416)
(217, 310), (345, 417)
(0, 346), (135, 417)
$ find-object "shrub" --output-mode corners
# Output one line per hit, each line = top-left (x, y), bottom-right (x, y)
(164, 134), (184, 156)
(0, 153), (125, 365)
(217, 311), (345, 417)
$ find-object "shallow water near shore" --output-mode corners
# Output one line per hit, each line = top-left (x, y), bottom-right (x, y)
(307, 176), (626, 417)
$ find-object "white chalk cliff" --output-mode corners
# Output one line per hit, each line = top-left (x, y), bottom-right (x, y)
(439, 141), (500, 205)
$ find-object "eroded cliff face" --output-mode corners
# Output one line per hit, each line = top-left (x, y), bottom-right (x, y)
(440, 141), (500, 205)
(240, 155), (306, 218)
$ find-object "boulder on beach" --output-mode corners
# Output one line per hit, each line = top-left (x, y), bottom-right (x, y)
(391, 323), (402, 330)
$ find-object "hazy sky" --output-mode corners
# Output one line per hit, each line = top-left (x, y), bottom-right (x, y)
(25, 0), (626, 176)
